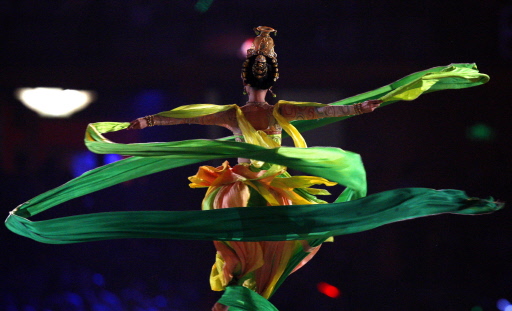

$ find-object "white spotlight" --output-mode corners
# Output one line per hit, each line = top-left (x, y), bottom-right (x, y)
(15, 87), (95, 118)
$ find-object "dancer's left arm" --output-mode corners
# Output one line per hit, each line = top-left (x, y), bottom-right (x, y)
(279, 100), (382, 121)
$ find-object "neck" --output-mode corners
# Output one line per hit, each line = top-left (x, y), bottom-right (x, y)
(246, 86), (268, 102)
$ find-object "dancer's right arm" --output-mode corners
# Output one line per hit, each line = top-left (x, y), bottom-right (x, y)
(127, 109), (237, 130)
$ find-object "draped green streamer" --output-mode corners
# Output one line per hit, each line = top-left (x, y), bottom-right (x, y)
(290, 63), (489, 134)
(5, 63), (497, 242)
(218, 286), (279, 311)
(6, 188), (499, 244)
(4, 63), (499, 311)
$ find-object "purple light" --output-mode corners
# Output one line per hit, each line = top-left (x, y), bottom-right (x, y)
(497, 298), (511, 311)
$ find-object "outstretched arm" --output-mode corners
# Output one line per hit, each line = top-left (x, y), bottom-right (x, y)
(279, 100), (382, 121)
(127, 109), (237, 130)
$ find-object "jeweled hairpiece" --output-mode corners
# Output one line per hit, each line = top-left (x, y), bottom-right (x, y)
(241, 26), (279, 91)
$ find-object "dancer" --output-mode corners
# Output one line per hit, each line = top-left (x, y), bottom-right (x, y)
(6, 26), (500, 311)
(129, 26), (380, 310)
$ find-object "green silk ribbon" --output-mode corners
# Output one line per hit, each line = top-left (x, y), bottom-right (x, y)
(5, 63), (499, 311)
(218, 286), (279, 311)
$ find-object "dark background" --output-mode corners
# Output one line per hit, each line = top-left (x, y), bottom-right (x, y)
(1, 1), (511, 310)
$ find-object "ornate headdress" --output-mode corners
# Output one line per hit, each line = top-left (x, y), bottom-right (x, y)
(241, 26), (279, 92)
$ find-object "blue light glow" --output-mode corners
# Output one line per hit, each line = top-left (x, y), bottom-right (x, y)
(100, 290), (121, 306)
(92, 303), (109, 311)
(154, 295), (168, 308)
(71, 151), (96, 177)
(104, 154), (123, 165)
(133, 90), (166, 117)
(497, 298), (511, 311)
(64, 292), (83, 307)
(93, 273), (105, 286)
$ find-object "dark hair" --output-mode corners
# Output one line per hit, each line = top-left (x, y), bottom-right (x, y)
(241, 54), (279, 90)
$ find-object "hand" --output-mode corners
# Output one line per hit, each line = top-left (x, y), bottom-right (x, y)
(212, 303), (229, 311)
(127, 117), (148, 130)
(360, 99), (382, 113)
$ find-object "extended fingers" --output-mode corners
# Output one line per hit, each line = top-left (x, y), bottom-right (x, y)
(367, 100), (381, 108)
(360, 100), (381, 113)
(127, 120), (140, 130)
(368, 99), (383, 105)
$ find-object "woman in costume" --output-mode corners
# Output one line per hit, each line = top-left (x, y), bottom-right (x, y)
(128, 26), (381, 309)
(6, 26), (500, 311)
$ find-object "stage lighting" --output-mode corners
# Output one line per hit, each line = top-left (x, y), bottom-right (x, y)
(15, 87), (95, 118)
(317, 282), (341, 298)
(497, 298), (511, 311)
(240, 38), (254, 58)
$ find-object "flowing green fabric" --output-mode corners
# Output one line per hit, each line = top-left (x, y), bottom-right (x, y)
(6, 187), (499, 244)
(218, 286), (279, 311)
(4, 63), (500, 311)
(290, 63), (490, 134)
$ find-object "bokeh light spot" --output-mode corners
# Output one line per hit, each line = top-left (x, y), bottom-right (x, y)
(240, 38), (254, 58)
(133, 89), (167, 118)
(64, 292), (83, 307)
(92, 303), (109, 311)
(195, 0), (214, 13)
(71, 152), (96, 178)
(497, 298), (511, 311)
(104, 154), (123, 165)
(154, 295), (168, 308)
(100, 290), (121, 306)
(467, 122), (495, 141)
(93, 273), (105, 287)
(15, 87), (95, 118)
(317, 281), (341, 298)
